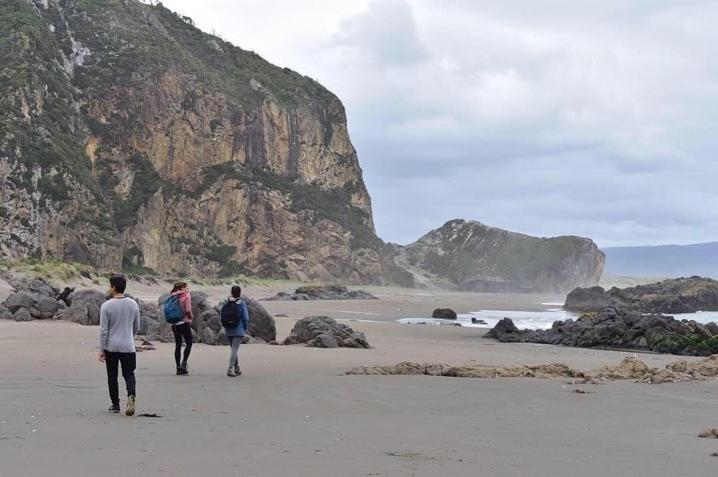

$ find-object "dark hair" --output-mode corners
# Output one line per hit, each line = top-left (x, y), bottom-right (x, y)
(230, 285), (242, 299)
(109, 276), (127, 294)
(171, 282), (188, 293)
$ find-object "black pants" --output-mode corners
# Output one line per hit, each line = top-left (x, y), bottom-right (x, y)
(105, 351), (136, 407)
(172, 322), (193, 366)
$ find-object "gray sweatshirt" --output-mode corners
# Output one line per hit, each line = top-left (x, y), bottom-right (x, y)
(99, 297), (140, 353)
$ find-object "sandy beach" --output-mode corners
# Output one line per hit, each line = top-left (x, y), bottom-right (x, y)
(1, 285), (717, 477)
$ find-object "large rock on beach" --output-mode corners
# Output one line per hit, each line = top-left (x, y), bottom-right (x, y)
(13, 307), (33, 322)
(283, 316), (371, 348)
(60, 289), (107, 325)
(0, 305), (13, 320)
(137, 301), (174, 343)
(485, 306), (718, 356)
(432, 308), (457, 320)
(3, 291), (65, 320)
(564, 276), (718, 313)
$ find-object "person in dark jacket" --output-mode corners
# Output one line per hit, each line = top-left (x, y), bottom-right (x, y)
(221, 285), (250, 377)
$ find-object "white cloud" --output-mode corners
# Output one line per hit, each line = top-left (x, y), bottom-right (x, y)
(161, 0), (718, 247)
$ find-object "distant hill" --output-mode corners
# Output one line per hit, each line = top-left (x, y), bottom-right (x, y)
(395, 219), (605, 293)
(602, 243), (718, 278)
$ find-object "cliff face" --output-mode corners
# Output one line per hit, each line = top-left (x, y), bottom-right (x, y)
(400, 220), (605, 293)
(0, 0), (385, 282)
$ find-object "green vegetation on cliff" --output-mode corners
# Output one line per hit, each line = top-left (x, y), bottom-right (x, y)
(0, 0), (388, 284)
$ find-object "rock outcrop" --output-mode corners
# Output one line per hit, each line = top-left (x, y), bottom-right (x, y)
(485, 307), (718, 356)
(0, 0), (393, 284)
(59, 289), (106, 325)
(3, 291), (65, 320)
(282, 316), (371, 348)
(397, 219), (604, 293)
(564, 277), (718, 313)
(347, 355), (718, 384)
(265, 285), (377, 301)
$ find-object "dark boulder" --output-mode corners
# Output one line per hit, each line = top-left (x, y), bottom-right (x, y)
(60, 289), (107, 325)
(246, 299), (276, 342)
(137, 301), (174, 343)
(3, 291), (65, 320)
(282, 316), (371, 348)
(432, 308), (457, 320)
(0, 305), (13, 320)
(13, 307), (33, 322)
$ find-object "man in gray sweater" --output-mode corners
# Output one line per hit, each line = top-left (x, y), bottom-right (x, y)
(98, 276), (140, 416)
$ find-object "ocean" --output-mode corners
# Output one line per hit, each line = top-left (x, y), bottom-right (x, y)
(397, 303), (718, 329)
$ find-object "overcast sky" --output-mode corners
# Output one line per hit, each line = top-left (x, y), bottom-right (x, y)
(161, 0), (718, 247)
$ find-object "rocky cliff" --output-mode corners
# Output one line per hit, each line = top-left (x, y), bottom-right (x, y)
(398, 219), (604, 293)
(0, 0), (389, 282)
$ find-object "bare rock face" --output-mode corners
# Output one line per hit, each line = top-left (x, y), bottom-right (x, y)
(0, 0), (393, 285)
(564, 276), (718, 313)
(282, 316), (371, 348)
(399, 219), (604, 293)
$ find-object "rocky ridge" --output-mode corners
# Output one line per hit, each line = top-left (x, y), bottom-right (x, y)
(564, 276), (718, 313)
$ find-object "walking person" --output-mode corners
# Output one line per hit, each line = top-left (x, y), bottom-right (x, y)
(220, 285), (250, 377)
(98, 276), (140, 416)
(167, 282), (193, 375)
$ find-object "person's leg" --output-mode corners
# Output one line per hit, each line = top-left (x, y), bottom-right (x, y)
(172, 324), (182, 368)
(228, 336), (239, 369)
(119, 352), (136, 397)
(119, 352), (136, 416)
(181, 323), (192, 366)
(233, 338), (241, 372)
(105, 351), (120, 409)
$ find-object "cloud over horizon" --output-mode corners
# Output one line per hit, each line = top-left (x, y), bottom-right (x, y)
(162, 0), (718, 247)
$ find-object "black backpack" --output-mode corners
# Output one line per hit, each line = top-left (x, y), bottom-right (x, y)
(220, 300), (241, 327)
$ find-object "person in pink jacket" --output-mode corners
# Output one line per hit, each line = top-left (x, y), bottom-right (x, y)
(170, 282), (193, 375)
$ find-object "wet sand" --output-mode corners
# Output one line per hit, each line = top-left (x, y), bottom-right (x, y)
(1, 285), (717, 476)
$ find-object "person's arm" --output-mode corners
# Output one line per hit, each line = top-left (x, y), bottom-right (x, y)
(133, 302), (140, 336)
(98, 303), (108, 361)
(240, 301), (250, 332)
(182, 293), (193, 321)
